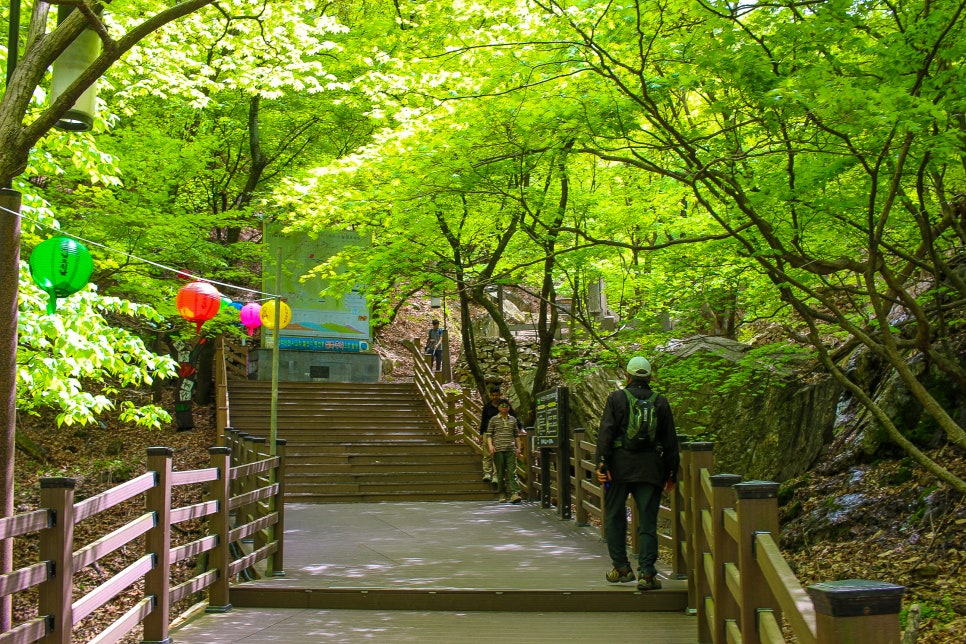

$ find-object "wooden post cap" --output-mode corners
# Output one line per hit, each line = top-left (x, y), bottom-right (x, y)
(683, 441), (714, 452)
(147, 447), (174, 457)
(734, 481), (780, 499)
(40, 477), (76, 489)
(710, 474), (742, 488)
(208, 447), (231, 455)
(807, 579), (905, 617)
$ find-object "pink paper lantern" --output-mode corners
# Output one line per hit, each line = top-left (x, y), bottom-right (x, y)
(239, 302), (262, 336)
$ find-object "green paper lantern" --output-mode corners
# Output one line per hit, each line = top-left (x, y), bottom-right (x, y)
(29, 236), (94, 313)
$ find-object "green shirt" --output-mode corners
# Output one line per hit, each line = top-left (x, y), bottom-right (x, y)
(487, 415), (519, 452)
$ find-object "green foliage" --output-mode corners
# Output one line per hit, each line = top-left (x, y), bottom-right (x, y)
(17, 263), (177, 429)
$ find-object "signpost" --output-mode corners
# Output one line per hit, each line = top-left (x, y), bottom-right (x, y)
(534, 386), (571, 520)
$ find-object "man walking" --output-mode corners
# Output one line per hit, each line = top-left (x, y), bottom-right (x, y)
(595, 356), (679, 591)
(478, 385), (521, 483)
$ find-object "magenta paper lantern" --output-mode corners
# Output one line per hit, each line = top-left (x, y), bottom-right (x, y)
(239, 302), (262, 336)
(176, 281), (222, 334)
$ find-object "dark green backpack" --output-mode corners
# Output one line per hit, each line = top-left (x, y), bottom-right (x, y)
(614, 389), (659, 452)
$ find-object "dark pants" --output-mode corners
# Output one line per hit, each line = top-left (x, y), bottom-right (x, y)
(432, 348), (442, 371)
(603, 480), (661, 577)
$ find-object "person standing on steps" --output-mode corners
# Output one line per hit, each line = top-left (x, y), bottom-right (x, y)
(595, 355), (679, 591)
(478, 385), (522, 484)
(425, 319), (444, 372)
(487, 399), (523, 504)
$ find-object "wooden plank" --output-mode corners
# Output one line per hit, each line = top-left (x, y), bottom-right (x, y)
(171, 467), (219, 487)
(71, 554), (155, 624)
(73, 473), (155, 524)
(724, 508), (739, 542)
(170, 535), (219, 565)
(169, 570), (218, 605)
(229, 513), (277, 544)
(86, 597), (154, 644)
(229, 457), (279, 480)
(228, 483), (279, 511)
(73, 512), (156, 571)
(757, 609), (785, 644)
(755, 532), (817, 644)
(0, 509), (51, 540)
(0, 561), (51, 598)
(170, 499), (219, 525)
(725, 562), (742, 610)
(0, 616), (49, 644)
(228, 542), (278, 577)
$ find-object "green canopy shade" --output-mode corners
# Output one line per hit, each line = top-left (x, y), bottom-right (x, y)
(28, 236), (94, 313)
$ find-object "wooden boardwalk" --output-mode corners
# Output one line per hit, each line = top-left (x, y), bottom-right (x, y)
(172, 501), (696, 642)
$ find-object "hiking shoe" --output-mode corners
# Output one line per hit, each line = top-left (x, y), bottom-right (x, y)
(605, 567), (635, 583)
(499, 497), (507, 503)
(482, 474), (492, 482)
(637, 574), (662, 591)
(509, 494), (522, 504)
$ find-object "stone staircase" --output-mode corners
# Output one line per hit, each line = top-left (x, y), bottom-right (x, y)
(226, 381), (492, 503)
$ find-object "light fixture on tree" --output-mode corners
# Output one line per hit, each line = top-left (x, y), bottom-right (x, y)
(49, 7), (101, 132)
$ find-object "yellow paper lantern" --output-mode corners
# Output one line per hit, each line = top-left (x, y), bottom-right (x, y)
(260, 300), (292, 330)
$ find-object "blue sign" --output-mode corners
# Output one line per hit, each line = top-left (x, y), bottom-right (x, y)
(278, 336), (369, 352)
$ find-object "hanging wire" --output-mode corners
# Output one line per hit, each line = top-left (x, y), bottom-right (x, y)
(0, 200), (281, 301)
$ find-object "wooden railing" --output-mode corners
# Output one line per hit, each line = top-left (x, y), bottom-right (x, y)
(0, 441), (285, 644)
(525, 433), (903, 643)
(403, 339), (460, 441)
(678, 443), (904, 644)
(214, 335), (250, 436)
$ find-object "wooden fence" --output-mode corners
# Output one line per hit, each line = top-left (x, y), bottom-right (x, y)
(406, 359), (904, 643)
(0, 439), (285, 644)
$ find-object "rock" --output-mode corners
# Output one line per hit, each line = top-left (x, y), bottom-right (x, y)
(105, 440), (124, 456)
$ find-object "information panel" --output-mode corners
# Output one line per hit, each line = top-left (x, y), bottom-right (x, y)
(534, 387), (568, 448)
(262, 224), (371, 351)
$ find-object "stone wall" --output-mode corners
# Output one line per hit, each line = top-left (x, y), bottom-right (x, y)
(458, 334), (840, 482)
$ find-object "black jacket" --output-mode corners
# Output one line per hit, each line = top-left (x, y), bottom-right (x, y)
(594, 383), (679, 486)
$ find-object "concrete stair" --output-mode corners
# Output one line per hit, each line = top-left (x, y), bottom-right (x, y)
(226, 381), (492, 503)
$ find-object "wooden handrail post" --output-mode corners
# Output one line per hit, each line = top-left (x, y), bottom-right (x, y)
(215, 336), (229, 442)
(250, 437), (268, 552)
(38, 478), (76, 644)
(711, 473), (742, 644)
(206, 447), (232, 613)
(239, 435), (256, 530)
(670, 434), (690, 579)
(445, 390), (458, 441)
(806, 579), (904, 644)
(270, 439), (286, 577)
(734, 480), (781, 644)
(574, 431), (587, 526)
(142, 447), (172, 644)
(693, 457), (715, 643)
(685, 442), (714, 615)
(521, 427), (533, 500)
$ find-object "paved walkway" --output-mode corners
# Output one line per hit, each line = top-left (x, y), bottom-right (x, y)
(171, 501), (696, 643)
